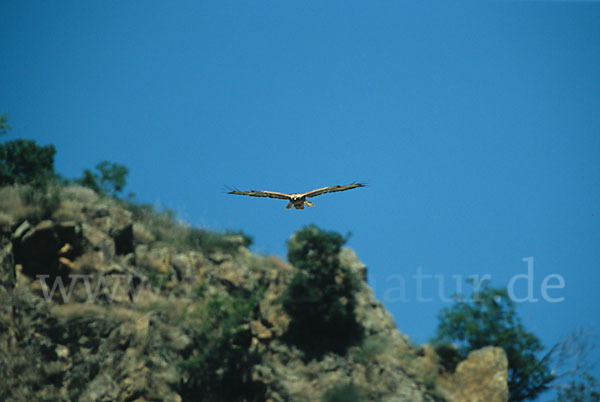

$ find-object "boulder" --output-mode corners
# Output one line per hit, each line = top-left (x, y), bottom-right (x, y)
(438, 346), (509, 402)
(12, 220), (84, 278)
(82, 223), (115, 262)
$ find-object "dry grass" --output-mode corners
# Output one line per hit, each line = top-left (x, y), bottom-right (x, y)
(0, 185), (48, 223)
(0, 186), (33, 221)
(60, 185), (100, 204)
(52, 199), (86, 222)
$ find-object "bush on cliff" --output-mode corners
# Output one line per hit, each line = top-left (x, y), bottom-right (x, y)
(178, 286), (265, 400)
(0, 139), (57, 188)
(281, 225), (363, 356)
(75, 161), (129, 197)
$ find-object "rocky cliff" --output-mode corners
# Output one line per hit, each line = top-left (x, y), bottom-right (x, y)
(0, 185), (508, 401)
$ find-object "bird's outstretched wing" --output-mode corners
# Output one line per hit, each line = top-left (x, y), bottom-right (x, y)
(302, 183), (366, 198)
(228, 189), (291, 200)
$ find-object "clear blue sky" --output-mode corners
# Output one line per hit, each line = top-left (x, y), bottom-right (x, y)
(2, 1), (599, 397)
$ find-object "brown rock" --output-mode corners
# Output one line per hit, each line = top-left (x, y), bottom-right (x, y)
(82, 223), (115, 262)
(11, 220), (85, 278)
(58, 256), (76, 270)
(438, 346), (509, 402)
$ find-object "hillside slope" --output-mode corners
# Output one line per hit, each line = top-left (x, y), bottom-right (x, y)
(0, 185), (508, 401)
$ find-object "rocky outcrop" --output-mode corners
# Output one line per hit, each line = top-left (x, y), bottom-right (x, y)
(437, 346), (509, 402)
(0, 185), (509, 401)
(11, 220), (85, 278)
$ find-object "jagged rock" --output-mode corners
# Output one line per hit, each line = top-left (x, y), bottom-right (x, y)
(54, 221), (84, 256)
(82, 222), (115, 262)
(13, 220), (62, 277)
(12, 220), (32, 239)
(11, 220), (85, 278)
(213, 260), (251, 289)
(0, 185), (510, 402)
(134, 245), (173, 277)
(438, 346), (509, 402)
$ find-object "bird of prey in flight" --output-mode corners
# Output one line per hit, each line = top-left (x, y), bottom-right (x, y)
(228, 183), (366, 210)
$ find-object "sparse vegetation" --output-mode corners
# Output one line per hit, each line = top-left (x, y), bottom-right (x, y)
(74, 161), (129, 197)
(555, 373), (600, 401)
(185, 227), (243, 254)
(120, 200), (252, 254)
(322, 382), (364, 402)
(178, 286), (266, 401)
(0, 185), (60, 223)
(224, 229), (253, 248)
(281, 225), (364, 356)
(351, 335), (389, 365)
(147, 271), (169, 291)
(0, 114), (10, 136)
(549, 328), (600, 402)
(29, 187), (60, 220)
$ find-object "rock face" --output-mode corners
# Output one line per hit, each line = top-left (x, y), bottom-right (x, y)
(12, 220), (84, 278)
(0, 185), (509, 401)
(437, 346), (509, 402)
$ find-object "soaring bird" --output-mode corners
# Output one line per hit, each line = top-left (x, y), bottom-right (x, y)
(228, 183), (366, 210)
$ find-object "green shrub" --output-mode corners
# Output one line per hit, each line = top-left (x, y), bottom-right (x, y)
(351, 335), (388, 365)
(0, 139), (56, 188)
(433, 343), (462, 373)
(0, 114), (10, 136)
(556, 372), (600, 402)
(75, 169), (103, 195)
(178, 286), (265, 401)
(74, 161), (128, 197)
(433, 282), (554, 401)
(322, 382), (364, 402)
(281, 225), (363, 357)
(147, 271), (168, 291)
